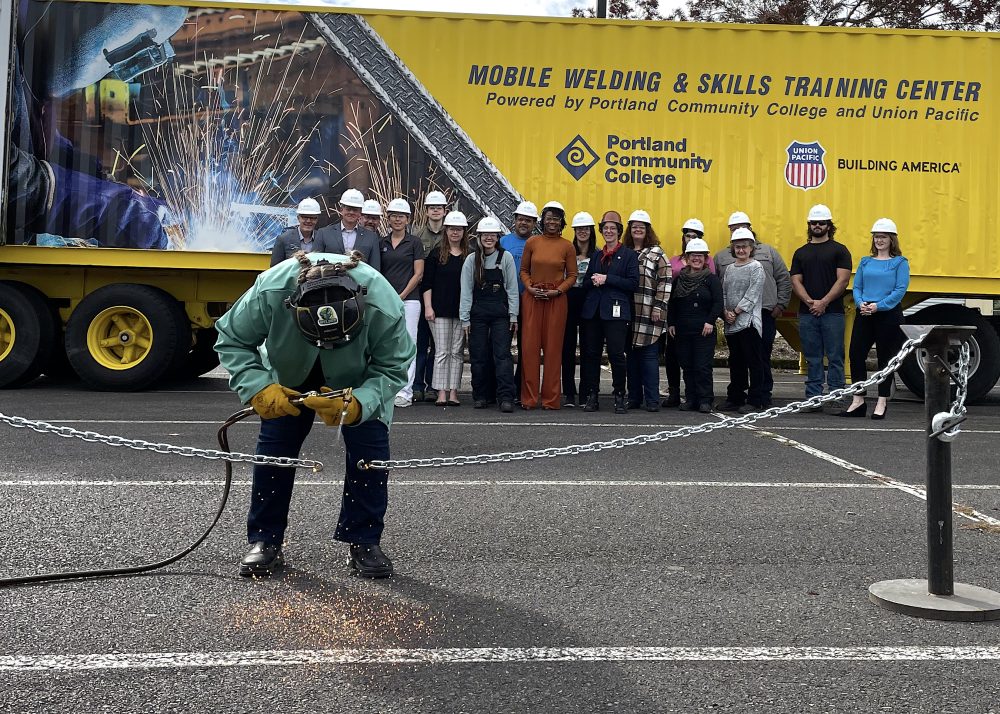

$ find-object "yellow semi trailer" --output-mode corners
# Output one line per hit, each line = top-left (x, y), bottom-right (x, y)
(1, 1), (998, 396)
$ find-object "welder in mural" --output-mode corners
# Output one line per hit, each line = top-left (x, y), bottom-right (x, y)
(8, 0), (188, 248)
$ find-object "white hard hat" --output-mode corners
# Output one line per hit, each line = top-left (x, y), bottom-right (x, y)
(682, 218), (705, 234)
(807, 204), (833, 222)
(386, 198), (411, 215)
(296, 198), (321, 216)
(443, 210), (468, 227)
(571, 211), (596, 228)
(361, 199), (382, 217)
(424, 190), (448, 206)
(871, 217), (898, 234)
(339, 189), (365, 208)
(477, 216), (503, 234)
(730, 227), (755, 243)
(541, 200), (565, 215)
(684, 238), (710, 254)
(628, 209), (652, 224)
(514, 200), (539, 219)
(727, 211), (751, 226)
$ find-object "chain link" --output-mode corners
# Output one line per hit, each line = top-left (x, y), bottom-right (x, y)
(0, 413), (324, 472)
(361, 334), (929, 471)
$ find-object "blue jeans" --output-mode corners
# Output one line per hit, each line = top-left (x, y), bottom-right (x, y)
(798, 312), (846, 397)
(248, 411), (390, 546)
(414, 315), (434, 394)
(626, 342), (660, 406)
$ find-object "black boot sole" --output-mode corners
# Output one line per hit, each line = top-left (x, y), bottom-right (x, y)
(349, 559), (393, 579)
(238, 554), (284, 578)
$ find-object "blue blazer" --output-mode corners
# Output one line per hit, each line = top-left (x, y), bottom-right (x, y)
(316, 224), (381, 271)
(580, 246), (639, 321)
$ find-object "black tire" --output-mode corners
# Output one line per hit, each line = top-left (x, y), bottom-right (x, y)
(174, 326), (221, 380)
(0, 281), (57, 388)
(897, 304), (1000, 402)
(65, 284), (191, 391)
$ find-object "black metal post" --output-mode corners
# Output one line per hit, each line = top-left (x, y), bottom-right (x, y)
(597, 0), (608, 18)
(923, 331), (953, 595)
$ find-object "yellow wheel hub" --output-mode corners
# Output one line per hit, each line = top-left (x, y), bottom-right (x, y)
(0, 307), (14, 362)
(86, 306), (154, 370)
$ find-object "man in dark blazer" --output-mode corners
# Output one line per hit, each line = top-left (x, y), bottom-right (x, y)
(317, 189), (381, 271)
(270, 198), (323, 267)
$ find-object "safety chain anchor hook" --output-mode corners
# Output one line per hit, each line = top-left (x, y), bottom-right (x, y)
(929, 341), (971, 443)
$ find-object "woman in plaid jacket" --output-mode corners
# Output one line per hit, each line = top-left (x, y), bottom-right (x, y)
(624, 210), (672, 412)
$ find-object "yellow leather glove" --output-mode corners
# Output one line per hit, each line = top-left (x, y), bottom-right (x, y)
(250, 384), (301, 420)
(303, 387), (362, 427)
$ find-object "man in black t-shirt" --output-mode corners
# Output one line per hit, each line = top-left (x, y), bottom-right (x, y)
(790, 204), (853, 410)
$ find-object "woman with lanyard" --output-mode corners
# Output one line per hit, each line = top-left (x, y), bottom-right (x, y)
(379, 197), (424, 408)
(460, 217), (520, 413)
(562, 212), (599, 408)
(667, 238), (723, 413)
(578, 210), (639, 414)
(840, 218), (910, 420)
(519, 201), (578, 410)
(624, 210), (671, 412)
(422, 210), (471, 406)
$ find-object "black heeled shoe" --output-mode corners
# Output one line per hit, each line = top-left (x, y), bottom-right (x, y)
(835, 402), (867, 418)
(871, 402), (888, 420)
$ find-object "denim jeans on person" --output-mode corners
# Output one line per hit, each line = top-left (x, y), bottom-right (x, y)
(248, 412), (390, 546)
(798, 311), (845, 397)
(760, 308), (777, 405)
(626, 342), (660, 406)
(414, 314), (434, 395)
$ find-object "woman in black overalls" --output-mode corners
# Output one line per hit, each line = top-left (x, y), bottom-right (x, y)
(460, 217), (520, 413)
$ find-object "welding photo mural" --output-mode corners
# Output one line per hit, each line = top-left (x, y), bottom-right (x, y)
(7, 0), (422, 252)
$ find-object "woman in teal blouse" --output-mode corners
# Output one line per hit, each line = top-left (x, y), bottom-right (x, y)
(839, 218), (910, 420)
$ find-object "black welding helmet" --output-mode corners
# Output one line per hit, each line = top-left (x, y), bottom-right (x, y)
(285, 264), (367, 348)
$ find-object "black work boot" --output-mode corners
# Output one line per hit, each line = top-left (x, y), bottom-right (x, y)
(239, 541), (284, 577)
(583, 392), (599, 412)
(614, 393), (627, 414)
(349, 543), (394, 579)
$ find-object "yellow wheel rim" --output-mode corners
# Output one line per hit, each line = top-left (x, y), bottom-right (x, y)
(86, 306), (154, 370)
(0, 307), (14, 362)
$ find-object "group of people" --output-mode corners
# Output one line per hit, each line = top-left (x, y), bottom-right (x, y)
(272, 190), (913, 421)
(220, 191), (910, 581)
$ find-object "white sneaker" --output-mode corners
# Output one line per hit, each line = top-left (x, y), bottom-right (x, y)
(394, 395), (411, 408)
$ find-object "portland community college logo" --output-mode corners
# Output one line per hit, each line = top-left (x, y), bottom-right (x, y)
(784, 141), (827, 191)
(556, 134), (600, 180)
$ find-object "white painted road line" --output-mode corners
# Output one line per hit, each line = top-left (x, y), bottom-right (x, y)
(742, 424), (1000, 528)
(4, 646), (1000, 672)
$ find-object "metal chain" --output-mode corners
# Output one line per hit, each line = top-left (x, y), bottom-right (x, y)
(931, 341), (971, 442)
(361, 334), (928, 471)
(0, 413), (324, 472)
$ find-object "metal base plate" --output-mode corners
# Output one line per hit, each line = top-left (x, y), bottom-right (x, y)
(870, 579), (1000, 621)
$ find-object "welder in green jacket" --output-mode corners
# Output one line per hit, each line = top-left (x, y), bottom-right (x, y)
(215, 251), (415, 578)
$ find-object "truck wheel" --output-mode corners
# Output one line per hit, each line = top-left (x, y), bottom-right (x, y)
(65, 284), (191, 391)
(174, 326), (221, 380)
(0, 281), (57, 388)
(897, 304), (1000, 402)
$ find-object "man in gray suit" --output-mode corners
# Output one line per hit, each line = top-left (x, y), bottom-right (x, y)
(270, 198), (323, 267)
(317, 189), (381, 271)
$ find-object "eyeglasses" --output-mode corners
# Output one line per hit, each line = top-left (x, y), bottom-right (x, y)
(682, 232), (700, 239)
(808, 221), (828, 226)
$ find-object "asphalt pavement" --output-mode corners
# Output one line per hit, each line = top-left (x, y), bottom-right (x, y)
(2, 368), (999, 713)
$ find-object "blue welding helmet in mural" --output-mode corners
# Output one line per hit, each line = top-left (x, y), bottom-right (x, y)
(21, 1), (187, 97)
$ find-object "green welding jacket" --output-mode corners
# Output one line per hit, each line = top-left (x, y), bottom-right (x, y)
(214, 254), (415, 428)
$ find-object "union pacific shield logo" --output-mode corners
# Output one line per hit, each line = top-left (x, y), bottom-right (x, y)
(784, 141), (827, 191)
